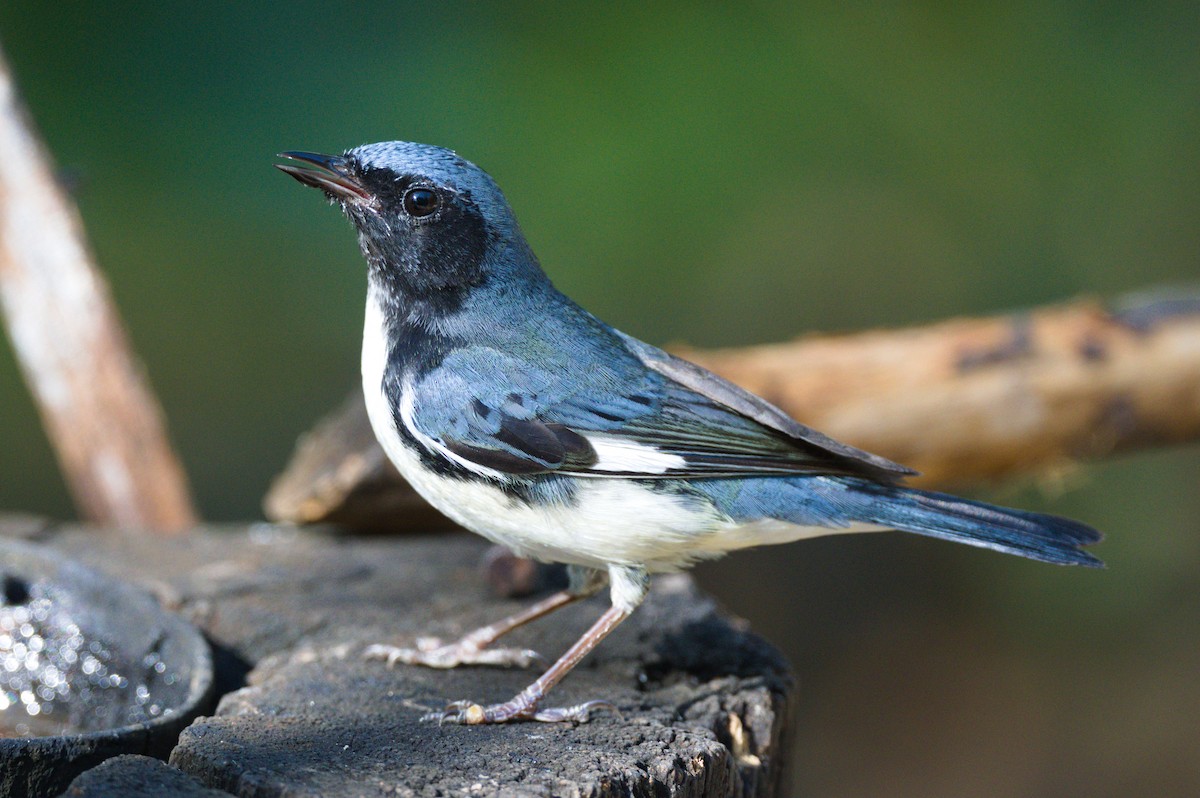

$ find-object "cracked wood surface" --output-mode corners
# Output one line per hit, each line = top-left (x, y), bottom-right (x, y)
(7, 519), (795, 797)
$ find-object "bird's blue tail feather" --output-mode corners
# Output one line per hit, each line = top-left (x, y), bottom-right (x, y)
(696, 476), (1103, 567)
(850, 483), (1104, 567)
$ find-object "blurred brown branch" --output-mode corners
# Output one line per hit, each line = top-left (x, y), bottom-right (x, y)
(0, 44), (196, 533)
(267, 288), (1200, 531)
(679, 291), (1200, 488)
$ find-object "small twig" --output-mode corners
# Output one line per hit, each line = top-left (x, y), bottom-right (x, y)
(0, 44), (196, 533)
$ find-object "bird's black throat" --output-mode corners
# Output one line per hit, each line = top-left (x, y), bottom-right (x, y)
(356, 215), (489, 319)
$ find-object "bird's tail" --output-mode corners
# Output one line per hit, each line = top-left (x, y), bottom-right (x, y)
(834, 481), (1104, 567)
(698, 476), (1104, 567)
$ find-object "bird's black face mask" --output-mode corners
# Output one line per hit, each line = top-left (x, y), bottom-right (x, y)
(347, 165), (492, 315)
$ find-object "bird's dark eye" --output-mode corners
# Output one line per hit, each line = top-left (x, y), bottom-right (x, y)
(403, 187), (439, 217)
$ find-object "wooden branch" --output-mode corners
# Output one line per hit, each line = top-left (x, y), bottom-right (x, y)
(0, 46), (196, 533)
(266, 288), (1200, 531)
(263, 392), (446, 531)
(677, 291), (1200, 488)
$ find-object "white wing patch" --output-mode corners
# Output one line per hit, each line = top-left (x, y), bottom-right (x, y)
(582, 434), (687, 474)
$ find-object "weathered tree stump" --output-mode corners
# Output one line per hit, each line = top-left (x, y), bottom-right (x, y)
(3, 519), (794, 797)
(64, 756), (229, 798)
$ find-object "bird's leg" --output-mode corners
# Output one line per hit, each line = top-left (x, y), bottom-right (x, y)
(365, 565), (607, 669)
(426, 565), (647, 724)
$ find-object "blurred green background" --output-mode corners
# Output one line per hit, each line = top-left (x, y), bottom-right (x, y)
(0, 3), (1197, 795)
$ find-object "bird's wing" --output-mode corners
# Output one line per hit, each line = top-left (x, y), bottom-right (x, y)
(403, 341), (915, 481)
(615, 332), (915, 478)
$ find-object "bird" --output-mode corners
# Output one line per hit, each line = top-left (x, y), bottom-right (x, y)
(276, 142), (1102, 725)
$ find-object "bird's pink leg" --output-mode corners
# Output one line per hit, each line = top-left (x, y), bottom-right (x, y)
(365, 565), (606, 669)
(424, 564), (648, 724)
(425, 604), (631, 724)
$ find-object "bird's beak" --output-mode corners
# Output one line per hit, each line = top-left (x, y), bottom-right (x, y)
(275, 151), (372, 202)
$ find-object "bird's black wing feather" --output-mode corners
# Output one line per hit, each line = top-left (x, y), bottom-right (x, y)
(440, 414), (596, 474)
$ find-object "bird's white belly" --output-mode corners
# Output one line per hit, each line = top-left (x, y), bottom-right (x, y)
(386, 437), (727, 571)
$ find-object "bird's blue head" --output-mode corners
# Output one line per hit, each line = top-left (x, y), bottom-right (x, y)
(277, 142), (543, 320)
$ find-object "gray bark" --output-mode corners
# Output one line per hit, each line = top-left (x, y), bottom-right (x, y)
(2, 519), (795, 797)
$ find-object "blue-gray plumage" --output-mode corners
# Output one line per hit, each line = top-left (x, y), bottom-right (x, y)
(276, 142), (1102, 725)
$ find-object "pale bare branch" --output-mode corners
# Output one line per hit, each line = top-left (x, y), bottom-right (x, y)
(0, 45), (196, 533)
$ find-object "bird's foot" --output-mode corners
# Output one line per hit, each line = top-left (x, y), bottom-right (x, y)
(421, 694), (618, 725)
(363, 637), (545, 669)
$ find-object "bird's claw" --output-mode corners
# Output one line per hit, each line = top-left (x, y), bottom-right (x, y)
(363, 639), (546, 669)
(420, 698), (618, 725)
(532, 699), (619, 723)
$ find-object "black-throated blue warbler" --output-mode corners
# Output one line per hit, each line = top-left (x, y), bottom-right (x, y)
(277, 142), (1101, 725)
